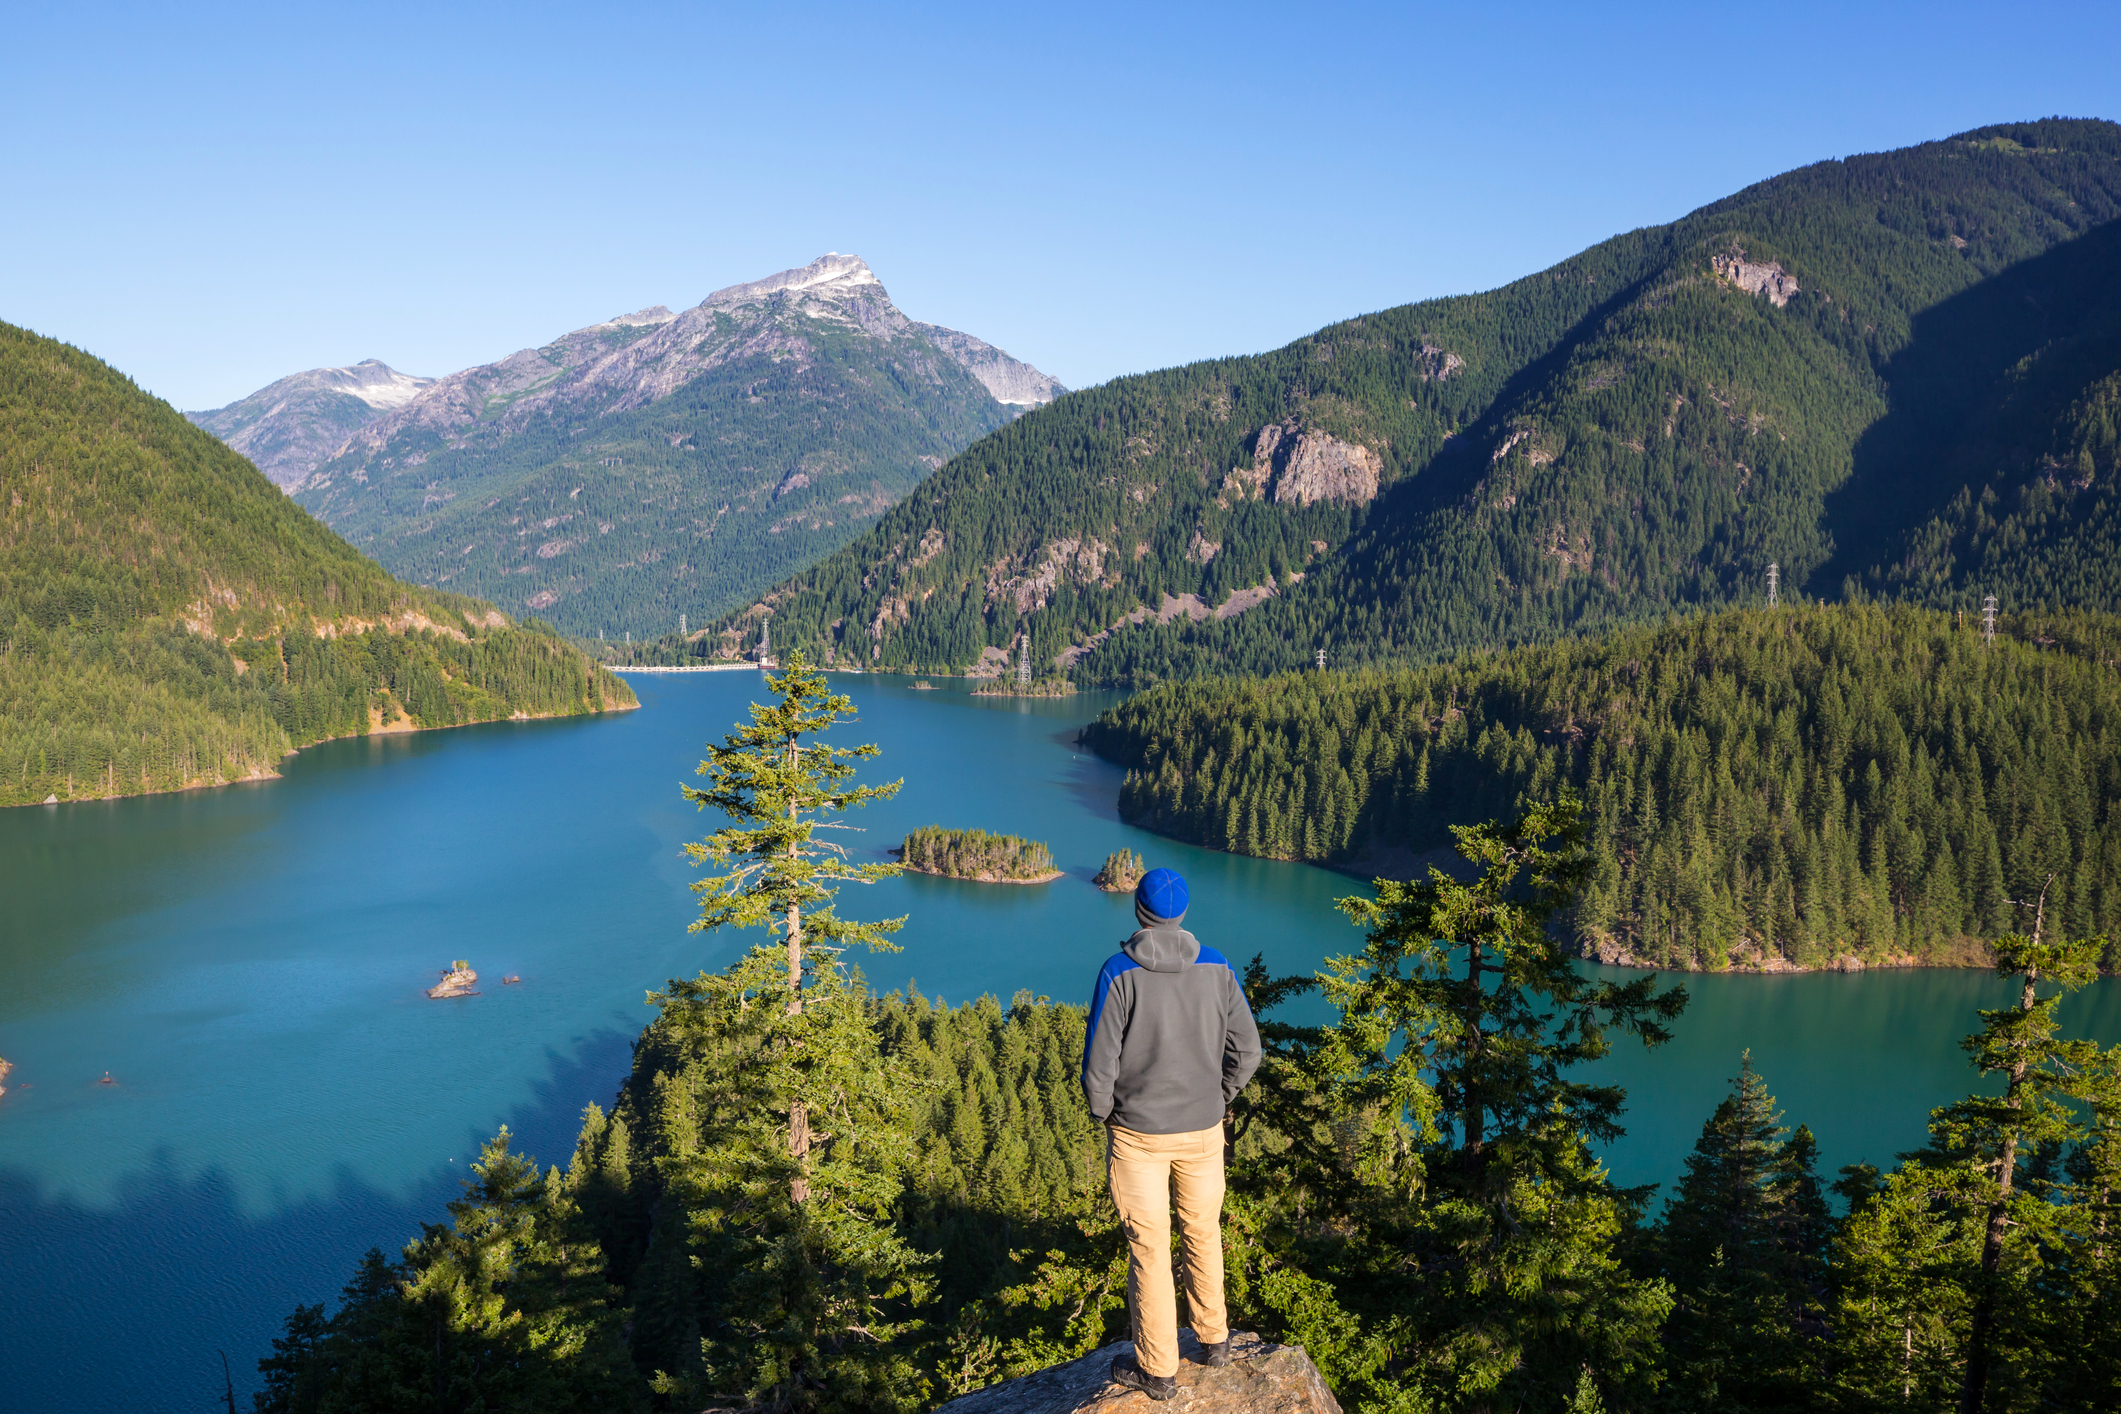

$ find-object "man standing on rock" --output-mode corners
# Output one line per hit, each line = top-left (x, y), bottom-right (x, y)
(1081, 867), (1262, 1401)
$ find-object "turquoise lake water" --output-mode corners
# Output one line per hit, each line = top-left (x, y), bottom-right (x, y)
(2, 671), (2116, 1412)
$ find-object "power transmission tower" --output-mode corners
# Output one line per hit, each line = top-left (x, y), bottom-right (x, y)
(1316, 646), (1326, 670)
(1983, 594), (1998, 646)
(680, 613), (687, 636)
(1767, 562), (1779, 607)
(1017, 630), (1032, 687)
(759, 618), (770, 661)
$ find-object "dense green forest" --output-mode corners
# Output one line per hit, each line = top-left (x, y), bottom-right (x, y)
(0, 320), (632, 807)
(255, 812), (2121, 1413)
(897, 825), (1059, 881)
(667, 119), (2121, 683)
(296, 313), (1017, 642)
(1082, 604), (2121, 971)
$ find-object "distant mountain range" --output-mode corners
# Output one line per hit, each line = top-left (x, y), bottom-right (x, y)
(187, 359), (435, 488)
(2, 322), (630, 809)
(680, 119), (2121, 681)
(187, 255), (1063, 638)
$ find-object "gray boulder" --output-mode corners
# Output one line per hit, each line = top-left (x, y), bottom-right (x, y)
(934, 1330), (1340, 1413)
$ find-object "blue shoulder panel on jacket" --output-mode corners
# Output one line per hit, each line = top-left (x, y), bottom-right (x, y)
(1195, 945), (1233, 970)
(1082, 953), (1141, 1084)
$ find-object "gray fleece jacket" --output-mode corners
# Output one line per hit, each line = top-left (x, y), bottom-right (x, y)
(1081, 924), (1262, 1135)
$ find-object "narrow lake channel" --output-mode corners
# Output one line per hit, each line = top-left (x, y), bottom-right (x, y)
(3, 671), (2116, 1412)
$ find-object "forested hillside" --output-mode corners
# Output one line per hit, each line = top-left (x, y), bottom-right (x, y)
(1082, 605), (2121, 971)
(0, 321), (632, 807)
(685, 119), (2121, 681)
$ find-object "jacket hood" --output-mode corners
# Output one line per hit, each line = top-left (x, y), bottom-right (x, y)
(1123, 925), (1200, 973)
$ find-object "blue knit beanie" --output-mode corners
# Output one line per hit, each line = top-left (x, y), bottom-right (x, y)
(1134, 868), (1189, 926)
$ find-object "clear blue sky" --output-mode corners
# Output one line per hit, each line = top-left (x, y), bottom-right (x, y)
(6, 0), (2118, 411)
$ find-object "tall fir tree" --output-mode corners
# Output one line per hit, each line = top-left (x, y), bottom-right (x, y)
(1656, 1054), (1832, 1412)
(644, 651), (933, 1411)
(1928, 889), (2105, 1414)
(1211, 795), (1691, 1412)
(680, 649), (905, 1201)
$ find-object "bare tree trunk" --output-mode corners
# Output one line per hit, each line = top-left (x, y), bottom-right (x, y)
(1903, 1319), (1912, 1400)
(1463, 936), (1485, 1182)
(787, 736), (808, 1203)
(1959, 890), (2045, 1414)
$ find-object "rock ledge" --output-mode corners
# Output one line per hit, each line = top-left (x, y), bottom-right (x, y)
(935, 1330), (1340, 1414)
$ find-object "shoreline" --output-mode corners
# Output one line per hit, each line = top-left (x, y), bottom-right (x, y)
(5, 698), (639, 811)
(1109, 815), (2047, 977)
(898, 862), (1065, 886)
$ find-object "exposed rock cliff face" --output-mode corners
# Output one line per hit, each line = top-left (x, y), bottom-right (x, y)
(935, 1331), (1340, 1414)
(1246, 421), (1382, 507)
(916, 321), (1067, 408)
(1714, 250), (1801, 306)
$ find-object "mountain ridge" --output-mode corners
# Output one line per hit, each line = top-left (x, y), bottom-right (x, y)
(186, 358), (434, 488)
(668, 119), (2121, 681)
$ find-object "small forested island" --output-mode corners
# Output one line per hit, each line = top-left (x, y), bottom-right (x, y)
(0, 1055), (11, 1098)
(896, 825), (1061, 883)
(426, 961), (477, 998)
(1094, 847), (1146, 892)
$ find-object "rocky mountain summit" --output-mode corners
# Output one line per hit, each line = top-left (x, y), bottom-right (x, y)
(935, 1331), (1340, 1414)
(263, 254), (1063, 637)
(186, 359), (433, 488)
(310, 254), (1060, 472)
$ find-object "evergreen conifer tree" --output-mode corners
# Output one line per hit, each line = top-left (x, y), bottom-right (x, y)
(1218, 796), (1690, 1411)
(643, 652), (933, 1410)
(680, 650), (904, 1202)
(1927, 891), (2105, 1414)
(1657, 1054), (1831, 1412)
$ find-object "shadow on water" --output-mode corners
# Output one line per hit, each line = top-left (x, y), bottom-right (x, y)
(0, 1029), (638, 1414)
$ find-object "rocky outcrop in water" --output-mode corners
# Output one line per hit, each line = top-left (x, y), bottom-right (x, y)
(427, 962), (477, 998)
(935, 1331), (1340, 1414)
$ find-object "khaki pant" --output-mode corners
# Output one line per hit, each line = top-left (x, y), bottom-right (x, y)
(1106, 1122), (1229, 1379)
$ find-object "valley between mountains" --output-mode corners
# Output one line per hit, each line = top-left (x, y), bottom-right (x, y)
(30, 118), (2121, 974)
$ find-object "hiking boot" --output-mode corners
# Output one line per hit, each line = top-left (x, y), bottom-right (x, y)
(1196, 1335), (1233, 1367)
(1110, 1353), (1178, 1401)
